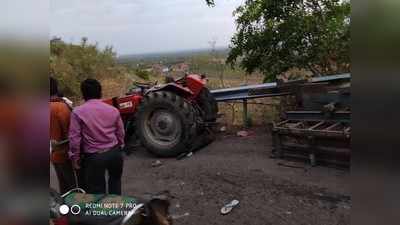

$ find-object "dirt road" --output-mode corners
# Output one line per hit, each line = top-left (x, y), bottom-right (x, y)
(50, 129), (350, 225)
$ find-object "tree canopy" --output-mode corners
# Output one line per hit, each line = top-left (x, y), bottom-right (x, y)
(224, 0), (350, 81)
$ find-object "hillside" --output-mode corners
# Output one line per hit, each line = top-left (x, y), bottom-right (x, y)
(50, 37), (147, 102)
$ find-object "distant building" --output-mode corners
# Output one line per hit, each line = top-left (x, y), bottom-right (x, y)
(151, 63), (170, 75)
(162, 67), (170, 73)
(211, 58), (226, 64)
(171, 63), (189, 73)
(170, 62), (190, 76)
(151, 64), (164, 75)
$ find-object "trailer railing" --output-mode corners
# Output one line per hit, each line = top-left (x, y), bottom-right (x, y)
(210, 73), (351, 126)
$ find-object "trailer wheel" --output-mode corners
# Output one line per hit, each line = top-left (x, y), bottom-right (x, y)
(136, 91), (196, 157)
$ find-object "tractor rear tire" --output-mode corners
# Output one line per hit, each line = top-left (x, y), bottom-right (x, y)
(191, 88), (218, 152)
(196, 88), (218, 122)
(136, 91), (197, 157)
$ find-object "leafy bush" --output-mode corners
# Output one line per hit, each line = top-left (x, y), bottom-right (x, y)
(134, 68), (150, 80)
(50, 37), (125, 98)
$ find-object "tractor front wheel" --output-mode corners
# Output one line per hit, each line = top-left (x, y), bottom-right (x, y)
(136, 91), (196, 157)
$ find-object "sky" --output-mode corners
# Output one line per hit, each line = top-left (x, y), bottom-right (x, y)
(50, 0), (243, 55)
(1, 0), (48, 41)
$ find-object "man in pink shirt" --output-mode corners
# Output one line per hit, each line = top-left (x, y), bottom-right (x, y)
(69, 79), (125, 194)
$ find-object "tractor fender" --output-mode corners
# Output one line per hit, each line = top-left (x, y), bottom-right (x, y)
(145, 83), (194, 98)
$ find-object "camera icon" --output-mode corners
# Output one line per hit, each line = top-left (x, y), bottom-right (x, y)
(59, 204), (81, 215)
(59, 205), (69, 215)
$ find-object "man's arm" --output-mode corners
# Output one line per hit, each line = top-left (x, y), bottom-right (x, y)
(116, 115), (125, 148)
(68, 111), (82, 167)
(58, 104), (71, 139)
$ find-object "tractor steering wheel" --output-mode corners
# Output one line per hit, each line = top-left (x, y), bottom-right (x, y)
(127, 81), (156, 94)
(132, 81), (153, 89)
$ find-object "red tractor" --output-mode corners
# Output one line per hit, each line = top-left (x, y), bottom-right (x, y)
(103, 74), (218, 157)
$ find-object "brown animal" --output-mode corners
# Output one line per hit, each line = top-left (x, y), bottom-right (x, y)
(141, 199), (172, 225)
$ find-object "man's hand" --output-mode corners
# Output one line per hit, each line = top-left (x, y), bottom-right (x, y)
(72, 160), (81, 170)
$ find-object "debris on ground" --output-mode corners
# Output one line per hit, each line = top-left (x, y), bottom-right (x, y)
(176, 152), (187, 160)
(236, 130), (249, 137)
(337, 202), (351, 210)
(277, 162), (307, 170)
(220, 199), (240, 215)
(177, 152), (193, 160)
(220, 126), (227, 132)
(236, 130), (255, 137)
(151, 160), (163, 167)
(171, 212), (190, 220)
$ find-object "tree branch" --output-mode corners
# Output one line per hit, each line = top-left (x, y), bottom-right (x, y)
(205, 0), (215, 7)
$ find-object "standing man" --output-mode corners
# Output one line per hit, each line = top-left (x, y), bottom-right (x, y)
(50, 77), (76, 194)
(69, 78), (125, 194)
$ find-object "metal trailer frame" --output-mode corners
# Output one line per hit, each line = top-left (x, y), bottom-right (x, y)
(210, 73), (351, 167)
(271, 116), (351, 167)
(210, 73), (351, 127)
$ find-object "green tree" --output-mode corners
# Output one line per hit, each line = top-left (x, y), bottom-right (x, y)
(134, 68), (150, 80)
(224, 0), (350, 81)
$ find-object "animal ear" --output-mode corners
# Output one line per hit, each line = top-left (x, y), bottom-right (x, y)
(146, 199), (172, 225)
(148, 199), (170, 213)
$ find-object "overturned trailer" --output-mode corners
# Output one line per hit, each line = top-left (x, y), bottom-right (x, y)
(211, 73), (351, 167)
(271, 74), (351, 167)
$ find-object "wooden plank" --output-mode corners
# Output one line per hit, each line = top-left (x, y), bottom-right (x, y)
(326, 122), (341, 131)
(308, 121), (324, 130)
(277, 120), (289, 126)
